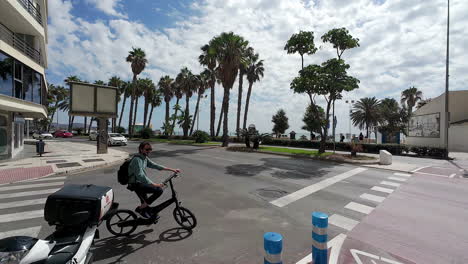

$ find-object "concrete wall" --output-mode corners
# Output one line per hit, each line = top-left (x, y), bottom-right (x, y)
(449, 124), (468, 152)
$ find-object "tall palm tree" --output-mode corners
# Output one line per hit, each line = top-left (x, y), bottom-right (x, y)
(126, 47), (147, 137)
(132, 78), (145, 132)
(139, 78), (156, 128)
(199, 43), (218, 137)
(210, 32), (249, 146)
(170, 82), (183, 136)
(243, 54), (264, 130)
(190, 72), (209, 135)
(118, 81), (131, 128)
(158, 76), (174, 135)
(350, 97), (381, 138)
(401, 86), (423, 116)
(147, 88), (162, 129)
(236, 46), (254, 139)
(176, 67), (197, 138)
(108, 76), (124, 132)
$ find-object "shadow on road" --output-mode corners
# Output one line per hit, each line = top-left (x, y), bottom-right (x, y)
(149, 146), (219, 158)
(92, 227), (193, 263)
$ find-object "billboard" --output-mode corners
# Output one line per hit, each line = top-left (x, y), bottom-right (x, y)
(68, 82), (118, 118)
(408, 112), (440, 137)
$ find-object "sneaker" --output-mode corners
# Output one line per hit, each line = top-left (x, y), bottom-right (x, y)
(135, 207), (151, 219)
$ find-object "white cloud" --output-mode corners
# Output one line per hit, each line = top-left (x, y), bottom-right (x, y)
(47, 0), (468, 137)
(85, 0), (128, 18)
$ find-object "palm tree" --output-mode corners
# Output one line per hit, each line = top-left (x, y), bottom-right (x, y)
(64, 76), (83, 131)
(158, 76), (174, 135)
(176, 67), (197, 137)
(350, 97), (381, 138)
(401, 86), (423, 116)
(108, 76), (124, 132)
(147, 88), (162, 129)
(190, 72), (209, 135)
(139, 78), (156, 128)
(243, 54), (264, 130)
(170, 82), (183, 136)
(236, 46), (254, 139)
(118, 81), (131, 129)
(126, 47), (148, 137)
(210, 32), (249, 146)
(199, 43), (218, 137)
(132, 78), (145, 131)
(48, 84), (68, 131)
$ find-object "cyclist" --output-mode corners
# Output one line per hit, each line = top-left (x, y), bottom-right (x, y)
(128, 141), (180, 218)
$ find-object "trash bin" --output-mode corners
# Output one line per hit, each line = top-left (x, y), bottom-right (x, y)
(36, 139), (45, 156)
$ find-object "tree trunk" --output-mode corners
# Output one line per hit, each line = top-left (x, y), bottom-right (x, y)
(133, 96), (139, 134)
(183, 95), (190, 138)
(243, 82), (253, 130)
(222, 87), (230, 147)
(68, 116), (71, 131)
(165, 99), (170, 135)
(170, 98), (180, 136)
(236, 72), (244, 139)
(84, 117), (87, 133)
(148, 104), (154, 130)
(88, 118), (93, 134)
(143, 95), (149, 128)
(319, 100), (333, 153)
(128, 76), (136, 137)
(216, 103), (224, 137)
(301, 55), (304, 70)
(118, 94), (127, 128)
(210, 80), (216, 137)
(48, 110), (56, 131)
(190, 93), (201, 136)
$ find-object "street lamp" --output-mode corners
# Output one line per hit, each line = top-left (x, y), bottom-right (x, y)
(345, 100), (355, 142)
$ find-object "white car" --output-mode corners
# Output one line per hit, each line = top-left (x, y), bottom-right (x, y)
(108, 133), (128, 146)
(32, 131), (53, 139)
(89, 132), (98, 141)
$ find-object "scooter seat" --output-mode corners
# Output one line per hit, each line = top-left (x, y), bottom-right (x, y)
(46, 243), (80, 264)
(45, 230), (82, 246)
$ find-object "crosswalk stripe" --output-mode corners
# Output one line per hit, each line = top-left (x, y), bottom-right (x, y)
(0, 182), (63, 192)
(328, 214), (359, 231)
(0, 188), (59, 199)
(0, 198), (47, 210)
(380, 181), (400, 187)
(0, 226), (41, 240)
(394, 173), (411, 177)
(371, 186), (394, 194)
(0, 210), (43, 223)
(388, 177), (407, 182)
(28, 176), (67, 182)
(360, 193), (385, 203)
(345, 202), (374, 214)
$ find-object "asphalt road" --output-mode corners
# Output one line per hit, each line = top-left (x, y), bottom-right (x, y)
(2, 139), (408, 263)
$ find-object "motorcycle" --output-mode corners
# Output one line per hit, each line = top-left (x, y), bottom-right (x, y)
(0, 184), (117, 264)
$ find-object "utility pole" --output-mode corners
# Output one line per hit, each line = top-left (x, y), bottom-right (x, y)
(444, 0), (450, 159)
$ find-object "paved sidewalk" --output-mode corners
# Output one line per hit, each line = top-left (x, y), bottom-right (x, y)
(0, 140), (129, 184)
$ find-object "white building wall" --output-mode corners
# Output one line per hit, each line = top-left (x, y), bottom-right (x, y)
(449, 124), (468, 152)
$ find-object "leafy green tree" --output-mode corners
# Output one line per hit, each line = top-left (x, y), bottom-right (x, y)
(243, 53), (264, 130)
(158, 76), (174, 135)
(302, 104), (325, 140)
(378, 98), (409, 136)
(94, 80), (106, 85)
(126, 47), (147, 137)
(350, 97), (381, 138)
(199, 43), (218, 137)
(284, 31), (318, 69)
(321, 28), (360, 60)
(272, 109), (289, 138)
(401, 86), (423, 116)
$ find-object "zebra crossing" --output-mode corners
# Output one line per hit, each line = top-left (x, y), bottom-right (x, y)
(0, 176), (66, 239)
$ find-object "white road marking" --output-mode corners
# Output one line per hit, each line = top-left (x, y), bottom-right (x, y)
(271, 168), (367, 207)
(380, 181), (400, 187)
(296, 233), (347, 264)
(0, 182), (63, 192)
(345, 202), (374, 214)
(449, 173), (456, 178)
(0, 226), (41, 240)
(413, 171), (449, 177)
(388, 177), (407, 182)
(393, 173), (411, 177)
(411, 166), (430, 172)
(360, 193), (385, 203)
(28, 176), (67, 182)
(0, 210), (43, 223)
(0, 198), (47, 210)
(371, 186), (394, 194)
(0, 188), (59, 199)
(351, 249), (404, 264)
(328, 214), (359, 231)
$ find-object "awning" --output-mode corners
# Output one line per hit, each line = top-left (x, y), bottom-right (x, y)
(0, 94), (47, 119)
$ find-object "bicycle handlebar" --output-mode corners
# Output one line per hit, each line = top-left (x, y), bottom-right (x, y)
(162, 172), (179, 186)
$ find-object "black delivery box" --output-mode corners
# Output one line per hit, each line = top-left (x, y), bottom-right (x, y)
(44, 184), (113, 226)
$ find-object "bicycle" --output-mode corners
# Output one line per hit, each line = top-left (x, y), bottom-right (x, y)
(106, 172), (197, 236)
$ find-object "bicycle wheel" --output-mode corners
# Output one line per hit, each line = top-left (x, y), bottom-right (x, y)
(173, 207), (197, 229)
(106, 209), (138, 236)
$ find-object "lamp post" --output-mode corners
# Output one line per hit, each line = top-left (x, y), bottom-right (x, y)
(444, 0), (450, 159)
(345, 100), (355, 142)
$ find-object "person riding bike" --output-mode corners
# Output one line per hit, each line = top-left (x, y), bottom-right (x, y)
(128, 141), (180, 218)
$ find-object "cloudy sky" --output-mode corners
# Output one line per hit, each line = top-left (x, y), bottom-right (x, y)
(46, 0), (467, 136)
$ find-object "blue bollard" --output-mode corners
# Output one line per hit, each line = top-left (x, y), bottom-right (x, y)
(312, 212), (328, 264)
(264, 232), (283, 264)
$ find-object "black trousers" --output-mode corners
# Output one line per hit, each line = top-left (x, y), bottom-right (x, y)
(130, 182), (163, 205)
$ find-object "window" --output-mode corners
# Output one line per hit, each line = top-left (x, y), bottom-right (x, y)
(0, 53), (13, 97)
(23, 67), (33, 101)
(0, 115), (7, 155)
(14, 61), (22, 99)
(33, 72), (42, 104)
(14, 80), (22, 99)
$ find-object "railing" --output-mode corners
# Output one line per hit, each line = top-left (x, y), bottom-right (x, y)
(17, 0), (43, 26)
(0, 23), (42, 66)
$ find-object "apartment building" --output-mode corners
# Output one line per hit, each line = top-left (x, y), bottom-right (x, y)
(0, 0), (48, 159)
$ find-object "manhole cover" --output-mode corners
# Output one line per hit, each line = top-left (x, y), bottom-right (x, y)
(56, 162), (82, 168)
(46, 160), (68, 164)
(83, 158), (105, 163)
(256, 188), (288, 199)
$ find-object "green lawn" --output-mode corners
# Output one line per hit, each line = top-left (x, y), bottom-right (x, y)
(259, 146), (333, 157)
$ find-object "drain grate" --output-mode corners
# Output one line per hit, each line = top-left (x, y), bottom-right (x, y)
(256, 188), (288, 199)
(46, 160), (67, 164)
(56, 162), (82, 168)
(83, 158), (105, 163)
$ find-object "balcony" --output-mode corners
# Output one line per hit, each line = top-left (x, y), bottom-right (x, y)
(17, 0), (42, 26)
(0, 23), (42, 66)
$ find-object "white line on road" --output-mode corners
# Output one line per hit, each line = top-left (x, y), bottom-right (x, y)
(0, 182), (63, 192)
(0, 226), (41, 240)
(413, 171), (449, 177)
(28, 176), (67, 182)
(411, 166), (430, 173)
(0, 188), (60, 199)
(329, 214), (359, 231)
(0, 210), (43, 223)
(271, 168), (367, 207)
(388, 177), (407, 182)
(380, 181), (400, 187)
(393, 173), (411, 177)
(360, 193), (385, 203)
(345, 202), (374, 214)
(371, 186), (394, 194)
(0, 198), (47, 210)
(296, 233), (347, 264)
(449, 173), (456, 178)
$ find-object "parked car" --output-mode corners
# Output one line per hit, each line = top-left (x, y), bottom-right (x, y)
(53, 130), (73, 138)
(108, 133), (127, 146)
(32, 131), (53, 139)
(89, 132), (98, 141)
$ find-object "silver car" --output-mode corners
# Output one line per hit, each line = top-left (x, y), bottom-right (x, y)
(108, 133), (128, 146)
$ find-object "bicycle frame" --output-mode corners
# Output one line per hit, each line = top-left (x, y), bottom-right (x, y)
(149, 178), (179, 215)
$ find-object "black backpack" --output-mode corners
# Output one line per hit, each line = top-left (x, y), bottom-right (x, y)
(117, 157), (134, 185)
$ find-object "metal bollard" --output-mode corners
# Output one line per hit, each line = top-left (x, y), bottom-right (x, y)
(312, 212), (328, 264)
(264, 232), (283, 264)
(36, 139), (45, 157)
